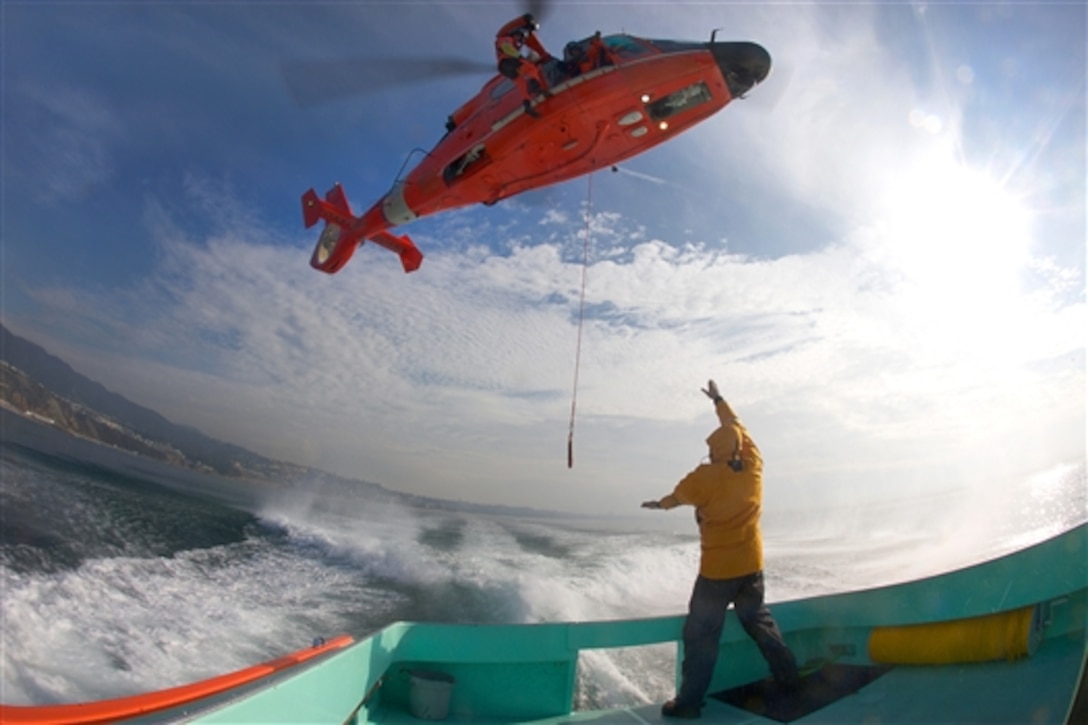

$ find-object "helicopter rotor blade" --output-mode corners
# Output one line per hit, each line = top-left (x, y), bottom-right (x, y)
(281, 1), (554, 107)
(744, 56), (795, 114)
(526, 0), (552, 22)
(280, 56), (495, 107)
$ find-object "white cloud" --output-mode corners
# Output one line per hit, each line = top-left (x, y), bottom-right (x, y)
(4, 3), (1083, 515)
(14, 165), (1083, 514)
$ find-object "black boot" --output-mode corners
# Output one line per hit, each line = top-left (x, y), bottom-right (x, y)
(662, 699), (701, 719)
(522, 100), (541, 118)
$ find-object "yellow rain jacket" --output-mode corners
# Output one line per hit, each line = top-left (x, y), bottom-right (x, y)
(672, 399), (764, 579)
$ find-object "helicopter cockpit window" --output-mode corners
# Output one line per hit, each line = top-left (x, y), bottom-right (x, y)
(646, 81), (713, 121)
(602, 35), (653, 59)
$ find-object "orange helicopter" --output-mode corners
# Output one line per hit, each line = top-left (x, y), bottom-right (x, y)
(289, 14), (771, 275)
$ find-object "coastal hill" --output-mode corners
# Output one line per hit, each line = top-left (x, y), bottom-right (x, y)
(0, 324), (567, 518)
(0, 324), (304, 483)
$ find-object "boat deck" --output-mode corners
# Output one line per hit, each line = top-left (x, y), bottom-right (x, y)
(369, 635), (1085, 723)
(10, 525), (1078, 725)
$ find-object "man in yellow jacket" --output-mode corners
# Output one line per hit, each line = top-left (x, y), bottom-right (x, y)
(642, 380), (798, 719)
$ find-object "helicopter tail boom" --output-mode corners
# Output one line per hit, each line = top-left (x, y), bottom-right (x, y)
(303, 184), (422, 274)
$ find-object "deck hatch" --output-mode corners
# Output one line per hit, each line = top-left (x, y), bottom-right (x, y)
(712, 663), (893, 722)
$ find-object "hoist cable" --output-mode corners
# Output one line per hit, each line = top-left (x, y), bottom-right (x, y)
(567, 173), (593, 468)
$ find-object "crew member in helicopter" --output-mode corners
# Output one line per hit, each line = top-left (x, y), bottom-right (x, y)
(562, 31), (619, 77)
(495, 13), (553, 118)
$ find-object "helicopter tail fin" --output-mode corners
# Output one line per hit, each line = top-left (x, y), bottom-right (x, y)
(303, 185), (364, 274)
(302, 184), (423, 274)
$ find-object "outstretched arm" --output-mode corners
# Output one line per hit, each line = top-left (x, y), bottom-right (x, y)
(641, 494), (680, 510)
(703, 378), (740, 426)
(524, 32), (551, 61)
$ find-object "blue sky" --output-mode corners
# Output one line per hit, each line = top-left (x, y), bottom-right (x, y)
(2, 1), (1084, 515)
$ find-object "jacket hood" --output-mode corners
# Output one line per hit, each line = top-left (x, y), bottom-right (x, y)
(706, 424), (742, 463)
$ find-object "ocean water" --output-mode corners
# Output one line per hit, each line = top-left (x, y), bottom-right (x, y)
(1, 414), (1085, 710)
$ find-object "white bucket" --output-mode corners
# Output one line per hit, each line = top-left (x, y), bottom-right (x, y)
(406, 669), (455, 720)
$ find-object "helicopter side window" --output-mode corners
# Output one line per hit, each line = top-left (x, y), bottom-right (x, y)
(646, 81), (713, 121)
(490, 78), (516, 101)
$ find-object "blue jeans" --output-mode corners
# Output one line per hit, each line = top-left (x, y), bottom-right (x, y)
(676, 571), (798, 707)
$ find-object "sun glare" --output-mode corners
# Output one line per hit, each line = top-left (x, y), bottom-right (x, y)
(873, 157), (1034, 363)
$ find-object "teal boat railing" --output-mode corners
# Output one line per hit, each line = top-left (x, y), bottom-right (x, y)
(192, 522), (1086, 723)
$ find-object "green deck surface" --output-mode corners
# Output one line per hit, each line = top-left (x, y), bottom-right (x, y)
(365, 635), (1085, 723)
